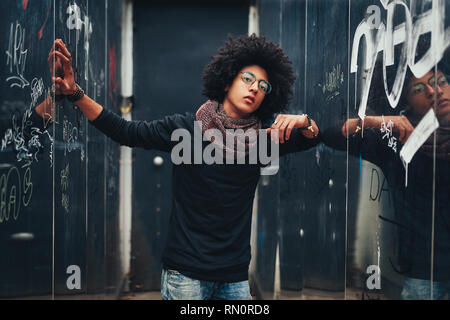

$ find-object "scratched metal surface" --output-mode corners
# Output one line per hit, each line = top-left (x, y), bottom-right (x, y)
(345, 0), (450, 300)
(255, 0), (449, 300)
(0, 0), (122, 299)
(301, 0), (348, 294)
(252, 0), (283, 297)
(104, 0), (122, 299)
(277, 0), (308, 293)
(0, 0), (55, 298)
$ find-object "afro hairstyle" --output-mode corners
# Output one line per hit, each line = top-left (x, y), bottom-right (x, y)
(202, 33), (295, 124)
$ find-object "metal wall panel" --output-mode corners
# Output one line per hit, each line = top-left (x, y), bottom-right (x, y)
(0, 0), (122, 299)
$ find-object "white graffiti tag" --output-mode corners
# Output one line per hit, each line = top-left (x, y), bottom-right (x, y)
(6, 21), (29, 89)
(351, 0), (449, 166)
(380, 116), (398, 152)
(351, 0), (449, 117)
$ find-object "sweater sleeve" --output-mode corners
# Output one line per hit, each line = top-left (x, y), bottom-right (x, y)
(89, 108), (192, 152)
(29, 107), (51, 132)
(279, 128), (321, 156)
(321, 120), (393, 169)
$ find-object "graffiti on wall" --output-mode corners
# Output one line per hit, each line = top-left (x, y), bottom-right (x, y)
(350, 0), (449, 169)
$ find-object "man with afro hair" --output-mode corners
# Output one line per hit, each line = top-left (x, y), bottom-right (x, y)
(38, 34), (321, 300)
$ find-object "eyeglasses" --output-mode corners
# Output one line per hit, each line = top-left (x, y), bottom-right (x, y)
(409, 74), (448, 96)
(241, 71), (272, 94)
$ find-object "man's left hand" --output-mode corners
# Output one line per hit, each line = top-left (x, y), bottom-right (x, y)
(266, 114), (319, 143)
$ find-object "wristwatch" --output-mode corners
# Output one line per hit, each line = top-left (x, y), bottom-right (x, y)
(353, 116), (365, 135)
(354, 118), (362, 134)
(67, 84), (85, 102)
(301, 114), (317, 138)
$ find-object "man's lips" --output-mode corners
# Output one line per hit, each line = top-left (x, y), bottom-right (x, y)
(244, 96), (255, 103)
(435, 99), (450, 120)
(431, 98), (450, 108)
(438, 99), (449, 107)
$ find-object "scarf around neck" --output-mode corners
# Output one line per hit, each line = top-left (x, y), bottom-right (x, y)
(418, 127), (450, 161)
(195, 100), (262, 160)
(407, 113), (450, 161)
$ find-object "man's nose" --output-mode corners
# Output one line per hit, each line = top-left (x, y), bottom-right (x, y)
(436, 83), (444, 96)
(249, 81), (259, 93)
(426, 84), (443, 98)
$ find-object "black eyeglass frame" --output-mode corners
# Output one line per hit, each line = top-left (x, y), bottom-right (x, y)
(240, 71), (272, 94)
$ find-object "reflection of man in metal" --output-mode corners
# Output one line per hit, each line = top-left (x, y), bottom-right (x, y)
(34, 35), (321, 300)
(338, 68), (449, 147)
(323, 54), (450, 299)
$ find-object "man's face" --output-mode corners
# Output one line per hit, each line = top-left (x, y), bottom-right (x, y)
(222, 65), (270, 119)
(406, 69), (450, 125)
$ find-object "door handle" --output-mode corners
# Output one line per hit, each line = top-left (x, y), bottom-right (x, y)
(153, 156), (164, 167)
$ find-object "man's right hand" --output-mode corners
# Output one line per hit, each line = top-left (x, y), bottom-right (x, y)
(48, 39), (77, 96)
(342, 115), (415, 145)
(367, 115), (415, 145)
(48, 42), (63, 95)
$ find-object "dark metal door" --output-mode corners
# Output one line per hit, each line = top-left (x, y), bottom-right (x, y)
(131, 0), (249, 291)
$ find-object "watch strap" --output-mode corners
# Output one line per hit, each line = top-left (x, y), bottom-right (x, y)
(67, 84), (85, 102)
(300, 114), (317, 137)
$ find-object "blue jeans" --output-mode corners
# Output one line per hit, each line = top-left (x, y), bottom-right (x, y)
(400, 277), (450, 300)
(161, 268), (253, 300)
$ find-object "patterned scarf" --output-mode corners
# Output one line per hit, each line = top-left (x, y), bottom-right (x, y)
(408, 113), (450, 161)
(195, 100), (261, 160)
(419, 127), (450, 161)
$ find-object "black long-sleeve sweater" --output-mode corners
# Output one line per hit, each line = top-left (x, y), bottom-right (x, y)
(91, 107), (320, 282)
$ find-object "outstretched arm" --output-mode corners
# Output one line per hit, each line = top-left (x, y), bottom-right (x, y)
(342, 115), (414, 144)
(322, 114), (415, 168)
(37, 39), (186, 152)
(34, 94), (55, 121)
(264, 114), (320, 156)
(266, 113), (319, 143)
(46, 39), (103, 121)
